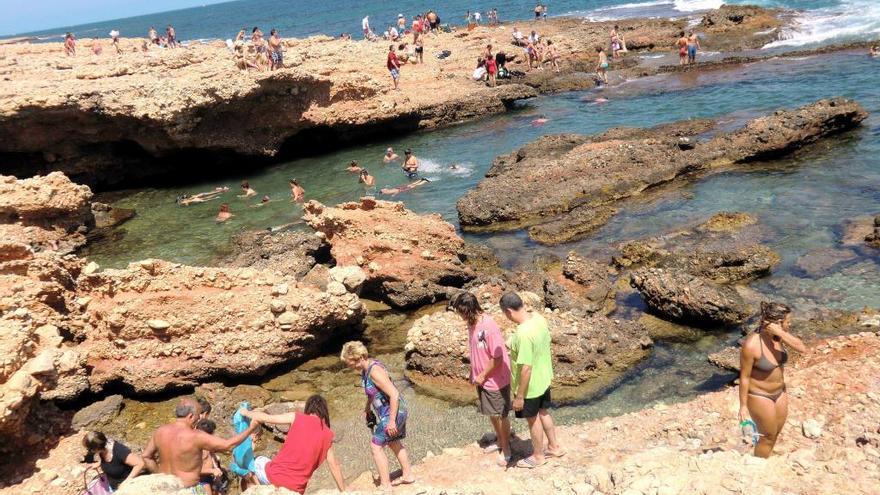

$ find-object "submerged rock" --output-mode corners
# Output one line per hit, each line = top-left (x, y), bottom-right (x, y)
(457, 99), (867, 240)
(630, 268), (750, 327)
(303, 198), (473, 308)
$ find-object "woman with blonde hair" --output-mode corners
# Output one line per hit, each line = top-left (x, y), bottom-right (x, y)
(739, 302), (807, 457)
(340, 341), (414, 488)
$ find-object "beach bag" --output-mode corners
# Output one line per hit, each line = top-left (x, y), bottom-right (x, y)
(81, 467), (112, 495)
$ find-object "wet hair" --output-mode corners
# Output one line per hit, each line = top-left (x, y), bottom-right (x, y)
(289, 178), (299, 185)
(83, 431), (108, 452)
(450, 292), (482, 326)
(304, 395), (331, 428)
(241, 180), (250, 189)
(680, 31), (685, 37)
(175, 402), (197, 418)
(404, 148), (412, 155)
(219, 203), (230, 213)
(759, 302), (791, 331)
(360, 169), (369, 176)
(349, 160), (359, 166)
(196, 396), (212, 416)
(499, 292), (524, 311)
(340, 340), (369, 362)
(261, 195), (270, 202)
(195, 418), (216, 434)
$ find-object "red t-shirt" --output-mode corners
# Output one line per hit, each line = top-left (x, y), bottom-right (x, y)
(412, 20), (423, 33)
(265, 413), (334, 494)
(486, 59), (498, 74)
(387, 51), (399, 70)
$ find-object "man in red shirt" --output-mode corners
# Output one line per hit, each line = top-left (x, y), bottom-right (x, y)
(387, 44), (401, 90)
(412, 15), (423, 43)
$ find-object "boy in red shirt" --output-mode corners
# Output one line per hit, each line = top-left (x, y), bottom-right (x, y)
(387, 45), (401, 90)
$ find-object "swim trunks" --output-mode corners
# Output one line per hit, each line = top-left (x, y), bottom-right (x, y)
(600, 62), (609, 69)
(271, 50), (283, 65)
(253, 455), (271, 485)
(688, 46), (697, 58)
(189, 484), (208, 495)
(389, 68), (399, 80)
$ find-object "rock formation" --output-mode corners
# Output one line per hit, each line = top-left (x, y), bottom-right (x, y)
(457, 99), (868, 242)
(223, 229), (331, 278)
(405, 283), (652, 401)
(0, 9), (788, 187)
(303, 198), (473, 308)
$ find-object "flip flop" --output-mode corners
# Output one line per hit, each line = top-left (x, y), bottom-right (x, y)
(515, 457), (544, 469)
(496, 453), (512, 467)
(482, 444), (500, 454)
(544, 449), (567, 458)
(391, 477), (416, 486)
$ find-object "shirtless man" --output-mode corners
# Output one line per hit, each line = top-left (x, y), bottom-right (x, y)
(268, 29), (283, 70)
(216, 203), (233, 222)
(346, 160), (362, 173)
(167, 25), (177, 48)
(687, 31), (700, 64)
(238, 181), (257, 198)
(383, 147), (400, 163)
(402, 149), (419, 178)
(359, 169), (375, 187)
(143, 399), (259, 489)
(677, 31), (689, 66)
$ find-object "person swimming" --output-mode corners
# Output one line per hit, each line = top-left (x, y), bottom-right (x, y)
(238, 181), (257, 198)
(177, 187), (229, 206)
(383, 147), (400, 163)
(531, 117), (549, 126)
(381, 178), (429, 196)
(346, 160), (363, 173)
(216, 203), (233, 222)
(359, 169), (375, 187)
(289, 179), (305, 202)
(250, 195), (273, 208)
(402, 149), (419, 178)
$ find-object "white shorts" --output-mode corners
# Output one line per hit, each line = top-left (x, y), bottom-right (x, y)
(253, 456), (271, 485)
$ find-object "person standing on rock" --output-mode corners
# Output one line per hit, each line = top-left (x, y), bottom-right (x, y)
(451, 292), (513, 467)
(237, 395), (347, 493)
(166, 25), (178, 48)
(268, 29), (283, 70)
(341, 341), (415, 489)
(500, 292), (564, 468)
(149, 27), (159, 45)
(387, 44), (401, 90)
(739, 302), (806, 458)
(142, 398), (261, 490)
(677, 31), (689, 66)
(687, 31), (701, 64)
(82, 431), (146, 490)
(595, 46), (609, 85)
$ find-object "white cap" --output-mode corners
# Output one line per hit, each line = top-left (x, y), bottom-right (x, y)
(398, 13), (404, 18)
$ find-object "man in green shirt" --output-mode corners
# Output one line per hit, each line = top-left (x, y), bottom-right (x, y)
(500, 292), (564, 468)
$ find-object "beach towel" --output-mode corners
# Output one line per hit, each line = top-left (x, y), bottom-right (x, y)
(230, 401), (255, 477)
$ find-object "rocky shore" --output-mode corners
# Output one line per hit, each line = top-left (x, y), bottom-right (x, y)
(0, 6), (788, 188)
(457, 98), (868, 241)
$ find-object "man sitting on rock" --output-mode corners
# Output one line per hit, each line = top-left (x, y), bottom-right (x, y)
(500, 292), (565, 468)
(142, 398), (260, 492)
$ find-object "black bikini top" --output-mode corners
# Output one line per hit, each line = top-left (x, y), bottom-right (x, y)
(753, 333), (787, 373)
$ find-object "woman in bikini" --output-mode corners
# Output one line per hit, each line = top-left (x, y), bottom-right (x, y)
(341, 341), (414, 490)
(677, 31), (689, 66)
(739, 302), (807, 458)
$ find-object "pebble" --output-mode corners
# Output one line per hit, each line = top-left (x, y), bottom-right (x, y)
(147, 319), (170, 331)
(802, 419), (824, 439)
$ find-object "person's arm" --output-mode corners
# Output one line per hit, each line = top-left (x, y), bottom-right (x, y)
(141, 437), (160, 473)
(369, 366), (401, 435)
(325, 445), (346, 491)
(476, 356), (500, 385)
(515, 364), (532, 409)
(738, 337), (755, 422)
(122, 452), (146, 482)
(239, 408), (298, 426)
(195, 420), (260, 453)
(767, 323), (807, 354)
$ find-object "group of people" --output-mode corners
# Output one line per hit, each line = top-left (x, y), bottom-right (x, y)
(62, 25), (179, 57)
(676, 30), (701, 65)
(230, 27), (284, 71)
(509, 27), (560, 73)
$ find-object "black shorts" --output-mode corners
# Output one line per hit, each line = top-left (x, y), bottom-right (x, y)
(515, 387), (552, 419)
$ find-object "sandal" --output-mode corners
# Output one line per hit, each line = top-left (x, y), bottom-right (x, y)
(391, 477), (416, 487)
(544, 448), (567, 458)
(482, 444), (500, 454)
(515, 457), (544, 469)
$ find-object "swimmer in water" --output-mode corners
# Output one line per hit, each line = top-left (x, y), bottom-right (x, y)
(346, 160), (363, 173)
(871, 46), (879, 57)
(594, 97), (608, 104)
(383, 147), (400, 163)
(238, 181), (257, 198)
(216, 203), (233, 222)
(359, 169), (375, 187)
(381, 178), (429, 196)
(177, 186), (229, 206)
(448, 164), (460, 171)
(531, 117), (549, 126)
(249, 195), (273, 207)
(289, 179), (305, 202)
(402, 149), (419, 179)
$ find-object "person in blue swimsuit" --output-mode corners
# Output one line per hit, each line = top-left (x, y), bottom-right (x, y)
(341, 341), (415, 489)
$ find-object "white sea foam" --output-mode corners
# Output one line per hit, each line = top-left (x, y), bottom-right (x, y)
(673, 0), (724, 12)
(416, 158), (474, 177)
(763, 0), (880, 48)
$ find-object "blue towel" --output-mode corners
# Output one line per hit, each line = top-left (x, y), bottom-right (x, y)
(230, 401), (255, 476)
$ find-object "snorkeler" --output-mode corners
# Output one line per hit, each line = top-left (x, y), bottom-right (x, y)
(383, 147), (400, 163)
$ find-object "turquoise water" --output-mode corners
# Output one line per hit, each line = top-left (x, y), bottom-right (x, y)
(86, 50), (880, 312)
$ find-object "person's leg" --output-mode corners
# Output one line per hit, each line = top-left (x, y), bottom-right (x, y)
(370, 442), (392, 488)
(538, 409), (560, 453)
(773, 392), (789, 451)
(489, 416), (510, 457)
(388, 440), (414, 482)
(527, 415), (545, 463)
(747, 394), (780, 458)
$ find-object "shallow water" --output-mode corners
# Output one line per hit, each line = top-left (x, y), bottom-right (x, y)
(77, 48), (880, 491)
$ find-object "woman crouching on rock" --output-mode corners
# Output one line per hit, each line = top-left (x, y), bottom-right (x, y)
(341, 341), (415, 489)
(739, 302), (807, 457)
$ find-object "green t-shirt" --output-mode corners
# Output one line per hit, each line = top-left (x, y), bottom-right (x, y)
(508, 313), (554, 399)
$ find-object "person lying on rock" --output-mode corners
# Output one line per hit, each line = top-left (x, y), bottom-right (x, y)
(739, 302), (807, 458)
(450, 292), (513, 467)
(82, 431), (146, 490)
(341, 341), (415, 489)
(142, 398), (260, 491)
(237, 395), (346, 493)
